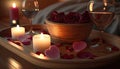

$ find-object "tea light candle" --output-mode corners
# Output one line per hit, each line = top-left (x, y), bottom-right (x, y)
(33, 33), (51, 52)
(11, 25), (25, 39)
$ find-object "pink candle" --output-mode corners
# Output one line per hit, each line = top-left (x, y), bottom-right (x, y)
(10, 3), (19, 20)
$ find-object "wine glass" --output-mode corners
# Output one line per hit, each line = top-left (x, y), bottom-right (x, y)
(88, 0), (115, 48)
(21, 0), (39, 35)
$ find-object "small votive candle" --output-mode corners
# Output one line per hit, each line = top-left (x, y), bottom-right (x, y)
(33, 33), (51, 52)
(11, 25), (25, 39)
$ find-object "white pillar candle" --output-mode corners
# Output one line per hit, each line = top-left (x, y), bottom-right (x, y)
(33, 33), (51, 52)
(11, 25), (25, 39)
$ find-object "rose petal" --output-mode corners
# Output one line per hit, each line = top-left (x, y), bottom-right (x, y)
(73, 41), (87, 52)
(44, 45), (60, 59)
(21, 39), (31, 45)
(36, 51), (42, 55)
(61, 54), (74, 59)
(77, 52), (97, 59)
(65, 46), (74, 52)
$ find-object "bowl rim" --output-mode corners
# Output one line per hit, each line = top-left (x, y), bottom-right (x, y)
(45, 19), (93, 26)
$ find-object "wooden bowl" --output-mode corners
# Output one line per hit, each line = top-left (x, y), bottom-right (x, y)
(45, 19), (93, 43)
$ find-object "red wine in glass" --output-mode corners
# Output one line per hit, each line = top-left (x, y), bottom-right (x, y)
(88, 0), (115, 51)
(22, 9), (39, 19)
(89, 12), (114, 30)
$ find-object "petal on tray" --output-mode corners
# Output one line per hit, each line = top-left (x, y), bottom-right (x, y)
(77, 52), (97, 59)
(44, 45), (60, 59)
(72, 41), (87, 52)
(18, 34), (32, 45)
(21, 39), (31, 45)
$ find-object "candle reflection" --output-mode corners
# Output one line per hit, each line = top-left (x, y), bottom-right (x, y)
(31, 52), (48, 59)
(8, 58), (22, 69)
(89, 0), (94, 12)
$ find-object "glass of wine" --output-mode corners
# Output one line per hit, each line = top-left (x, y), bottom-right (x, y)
(22, 0), (39, 35)
(88, 0), (115, 47)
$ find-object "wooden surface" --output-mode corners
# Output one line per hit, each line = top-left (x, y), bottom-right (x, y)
(0, 18), (36, 69)
(0, 18), (120, 69)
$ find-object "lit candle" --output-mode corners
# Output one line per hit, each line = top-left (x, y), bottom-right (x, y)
(10, 3), (19, 26)
(33, 33), (51, 52)
(10, 3), (19, 20)
(11, 25), (25, 40)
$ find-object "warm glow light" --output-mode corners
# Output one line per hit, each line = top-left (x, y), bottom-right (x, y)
(34, 0), (39, 8)
(89, 1), (94, 12)
(8, 41), (23, 51)
(103, 2), (107, 11)
(33, 34), (51, 52)
(8, 58), (22, 69)
(39, 54), (46, 59)
(11, 25), (25, 39)
(103, 7), (106, 10)
(104, 2), (107, 6)
(12, 20), (17, 24)
(40, 33), (44, 39)
(103, 0), (107, 6)
(31, 52), (48, 59)
(12, 3), (16, 8)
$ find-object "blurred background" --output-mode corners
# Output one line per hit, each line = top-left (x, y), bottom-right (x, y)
(0, 0), (71, 18)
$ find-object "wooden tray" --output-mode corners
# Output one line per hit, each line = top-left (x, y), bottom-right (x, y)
(0, 24), (120, 69)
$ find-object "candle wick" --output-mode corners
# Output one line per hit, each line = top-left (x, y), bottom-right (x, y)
(40, 33), (44, 38)
(16, 25), (20, 28)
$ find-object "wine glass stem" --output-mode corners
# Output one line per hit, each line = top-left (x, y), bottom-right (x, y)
(99, 30), (104, 44)
(28, 18), (33, 32)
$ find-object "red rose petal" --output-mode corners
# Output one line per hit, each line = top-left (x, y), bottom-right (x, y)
(17, 34), (32, 45)
(12, 41), (23, 46)
(77, 52), (97, 59)
(36, 51), (41, 55)
(55, 43), (63, 47)
(73, 41), (87, 52)
(21, 39), (31, 45)
(112, 46), (119, 51)
(61, 54), (74, 59)
(65, 46), (74, 52)
(48, 11), (91, 24)
(44, 45), (60, 59)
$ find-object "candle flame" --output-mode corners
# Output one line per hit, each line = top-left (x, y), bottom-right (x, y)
(103, 2), (107, 11)
(104, 2), (107, 6)
(40, 33), (43, 35)
(16, 25), (20, 28)
(12, 3), (16, 8)
(40, 33), (44, 39)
